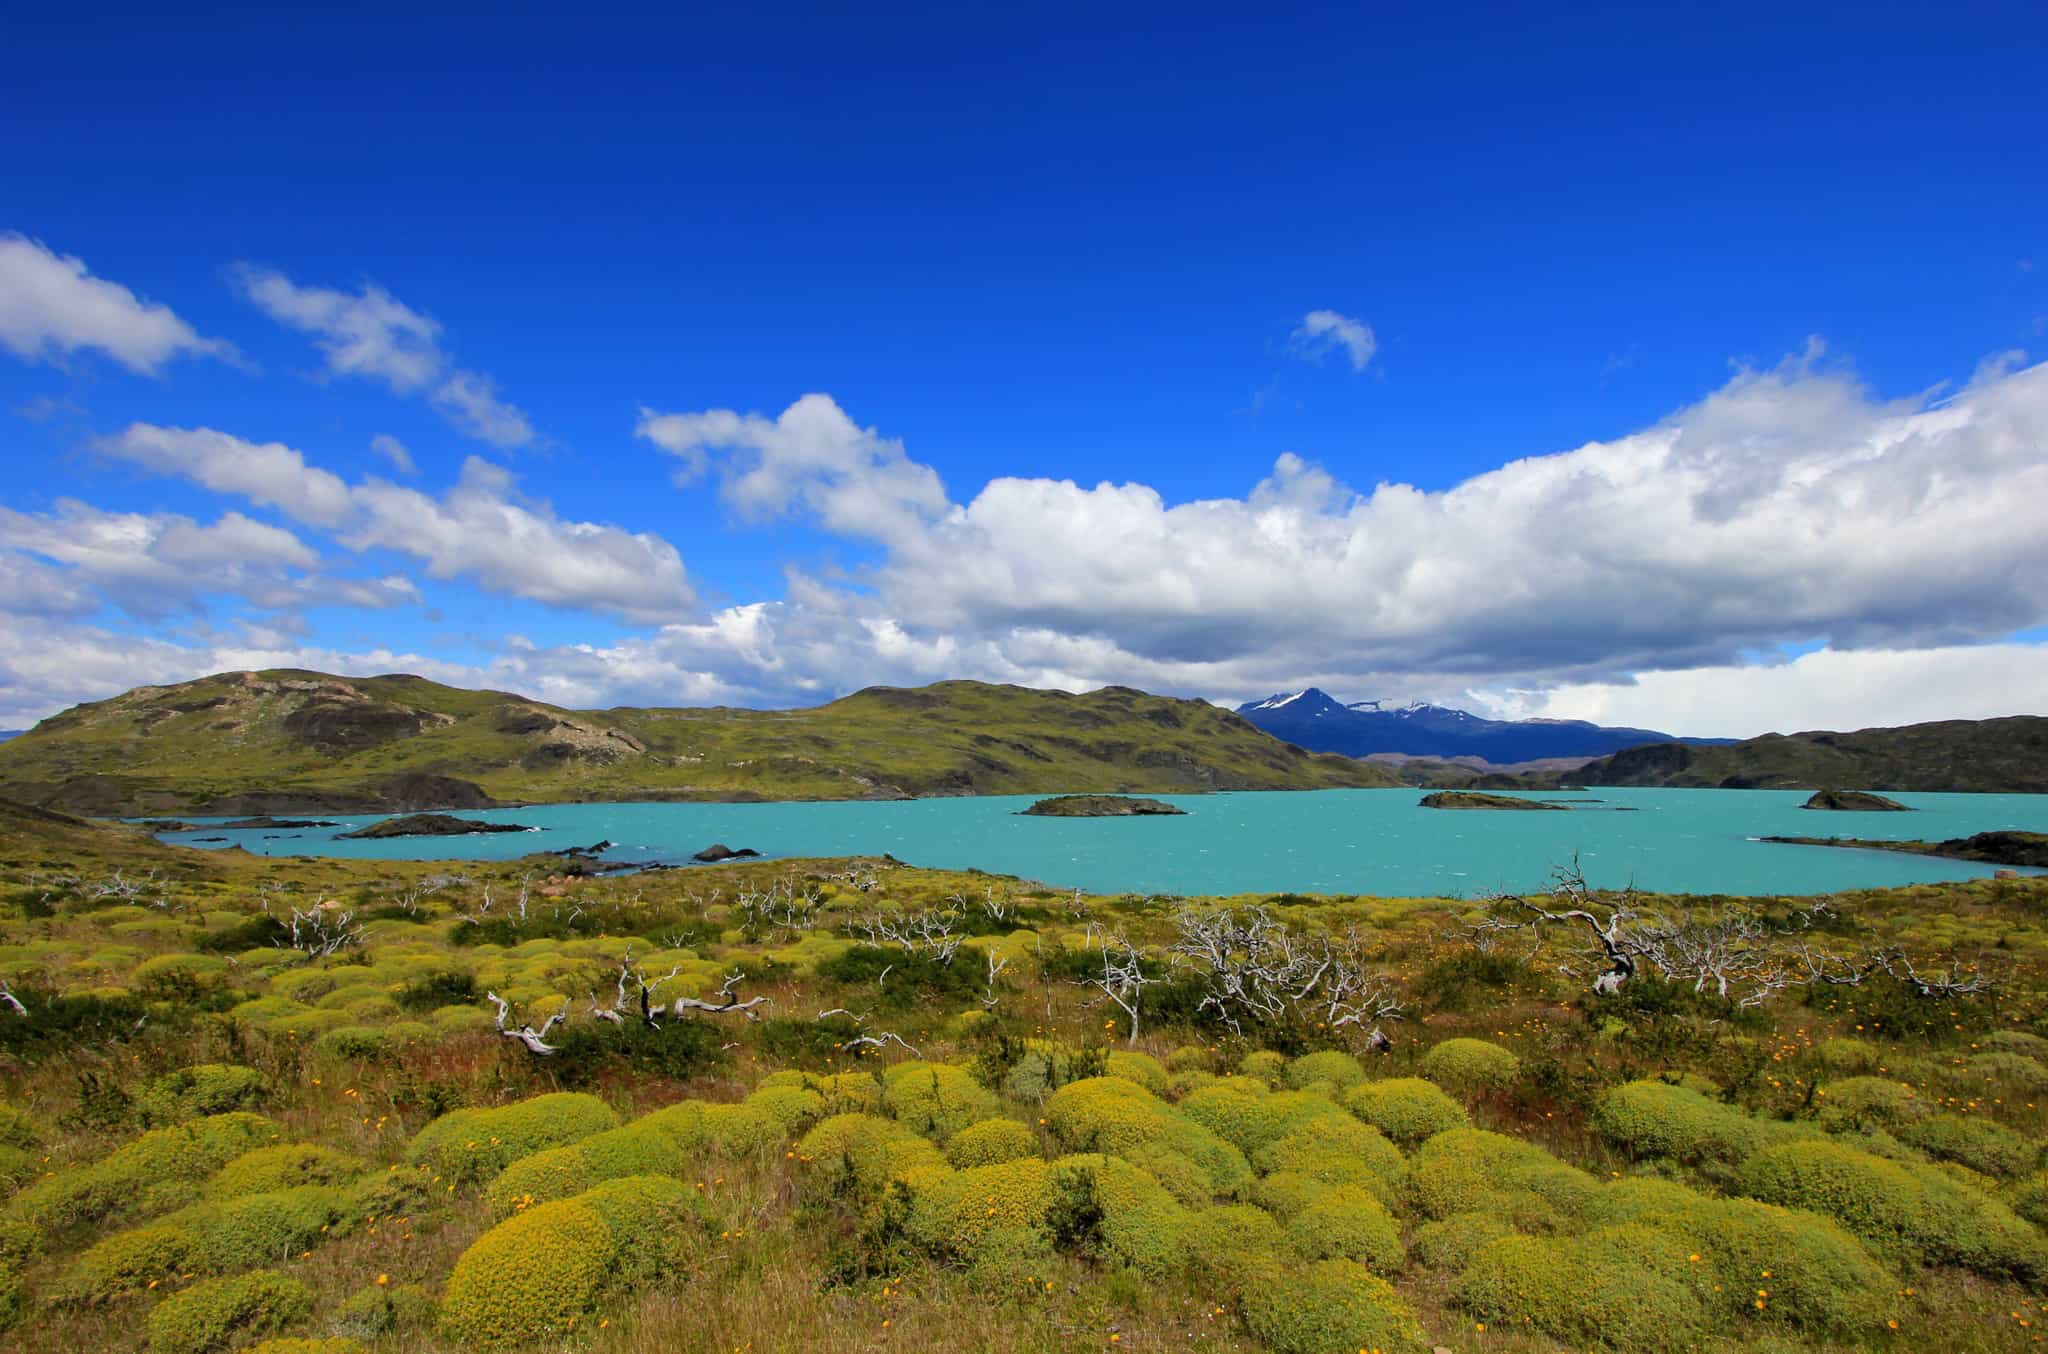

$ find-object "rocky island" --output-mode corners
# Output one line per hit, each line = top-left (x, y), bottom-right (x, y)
(1760, 830), (2048, 869)
(1802, 790), (1911, 811)
(337, 813), (532, 839)
(1418, 791), (1566, 810)
(1020, 794), (1186, 817)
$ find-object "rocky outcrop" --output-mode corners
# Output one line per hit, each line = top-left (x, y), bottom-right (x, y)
(1802, 789), (1911, 811)
(338, 813), (531, 839)
(1020, 795), (1186, 817)
(691, 842), (762, 861)
(1419, 791), (1566, 810)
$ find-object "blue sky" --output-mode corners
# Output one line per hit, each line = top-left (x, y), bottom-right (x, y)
(2, 3), (2045, 735)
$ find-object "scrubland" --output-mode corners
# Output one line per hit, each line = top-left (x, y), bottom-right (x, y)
(2, 815), (2047, 1353)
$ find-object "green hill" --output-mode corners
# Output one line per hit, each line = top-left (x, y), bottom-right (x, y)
(1558, 715), (2048, 793)
(0, 670), (1397, 815)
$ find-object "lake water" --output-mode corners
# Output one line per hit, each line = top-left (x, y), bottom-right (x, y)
(146, 788), (2048, 898)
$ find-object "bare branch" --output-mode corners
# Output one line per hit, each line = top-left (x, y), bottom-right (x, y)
(485, 991), (567, 1055)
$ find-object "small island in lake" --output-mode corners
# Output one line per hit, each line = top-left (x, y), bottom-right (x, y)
(1419, 791), (1566, 811)
(1761, 830), (2048, 869)
(1021, 794), (1186, 817)
(338, 813), (532, 839)
(1802, 790), (1911, 811)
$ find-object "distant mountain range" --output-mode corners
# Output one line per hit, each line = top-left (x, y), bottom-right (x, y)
(0, 670), (1397, 816)
(1236, 688), (1738, 764)
(1560, 716), (2048, 793)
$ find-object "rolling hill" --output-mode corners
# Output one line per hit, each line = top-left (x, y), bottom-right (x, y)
(1559, 716), (2048, 793)
(0, 670), (1399, 815)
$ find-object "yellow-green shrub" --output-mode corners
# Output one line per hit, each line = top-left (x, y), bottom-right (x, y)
(1284, 1183), (1403, 1271)
(904, 1157), (1055, 1259)
(327, 1280), (437, 1338)
(1042, 1078), (1249, 1197)
(1896, 1112), (2037, 1178)
(139, 1065), (264, 1125)
(0, 1103), (37, 1151)
(146, 1270), (313, 1354)
(946, 1118), (1040, 1168)
(1816, 1076), (1925, 1132)
(1586, 1176), (1894, 1332)
(882, 1063), (998, 1139)
(406, 1093), (618, 1185)
(439, 1176), (699, 1349)
(1048, 1153), (1189, 1278)
(1411, 1211), (1516, 1270)
(1238, 1050), (1288, 1083)
(1420, 1038), (1520, 1096)
(1284, 1050), (1366, 1091)
(1180, 1083), (1351, 1157)
(700, 1101), (783, 1156)
(797, 1113), (946, 1204)
(168, 1185), (351, 1272)
(1737, 1138), (2048, 1278)
(743, 1084), (824, 1135)
(313, 1026), (389, 1059)
(1254, 1115), (1405, 1205)
(1453, 1225), (1706, 1352)
(1185, 1203), (1288, 1285)
(1241, 1256), (1428, 1354)
(55, 1223), (195, 1302)
(1103, 1051), (1168, 1092)
(245, 1340), (362, 1354)
(205, 1144), (365, 1200)
(1593, 1080), (1798, 1165)
(1409, 1127), (1596, 1230)
(9, 1112), (280, 1231)
(1343, 1078), (1468, 1146)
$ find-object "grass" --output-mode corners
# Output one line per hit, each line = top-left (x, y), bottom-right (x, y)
(3, 807), (2048, 1351)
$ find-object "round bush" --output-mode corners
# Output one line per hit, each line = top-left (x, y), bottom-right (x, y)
(146, 1270), (313, 1354)
(1185, 1203), (1287, 1285)
(246, 1340), (363, 1354)
(407, 1093), (619, 1185)
(1284, 1050), (1367, 1091)
(1180, 1083), (1351, 1157)
(484, 1146), (594, 1217)
(9, 1112), (280, 1231)
(206, 1144), (365, 1200)
(1410, 1127), (1597, 1230)
(1255, 1114), (1405, 1204)
(946, 1118), (1041, 1169)
(1103, 1051), (1168, 1093)
(1896, 1112), (2037, 1178)
(1453, 1225), (1706, 1352)
(1420, 1038), (1520, 1097)
(701, 1101), (784, 1156)
(882, 1063), (999, 1139)
(1737, 1138), (2048, 1279)
(797, 1113), (947, 1204)
(56, 1223), (196, 1302)
(1048, 1153), (1189, 1278)
(140, 1065), (263, 1125)
(314, 1025), (390, 1059)
(1411, 1211), (1516, 1271)
(1238, 1050), (1288, 1083)
(1165, 1045), (1214, 1073)
(0, 1102), (37, 1151)
(1241, 1256), (1428, 1354)
(439, 1199), (614, 1348)
(743, 1084), (825, 1135)
(1285, 1183), (1404, 1271)
(1816, 1076), (1925, 1132)
(327, 1279), (438, 1338)
(1593, 1079), (1795, 1165)
(1343, 1078), (1468, 1146)
(1587, 1176), (1894, 1332)
(904, 1157), (1055, 1259)
(169, 1185), (352, 1272)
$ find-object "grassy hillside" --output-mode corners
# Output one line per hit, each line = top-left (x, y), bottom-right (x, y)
(1555, 715), (2048, 792)
(0, 670), (1395, 815)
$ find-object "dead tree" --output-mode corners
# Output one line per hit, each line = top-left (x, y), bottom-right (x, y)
(851, 909), (965, 964)
(1070, 931), (1155, 1047)
(486, 991), (568, 1054)
(585, 952), (771, 1026)
(275, 903), (364, 958)
(1169, 904), (1404, 1044)
(0, 981), (26, 1017)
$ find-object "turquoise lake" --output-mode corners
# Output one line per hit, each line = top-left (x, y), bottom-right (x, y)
(149, 788), (2048, 898)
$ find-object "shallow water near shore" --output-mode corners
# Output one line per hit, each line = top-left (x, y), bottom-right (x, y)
(147, 787), (2048, 897)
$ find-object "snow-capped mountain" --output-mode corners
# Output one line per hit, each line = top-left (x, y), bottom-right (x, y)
(1235, 688), (1730, 763)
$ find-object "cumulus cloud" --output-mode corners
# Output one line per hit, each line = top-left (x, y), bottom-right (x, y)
(1289, 309), (1377, 371)
(99, 425), (695, 624)
(636, 393), (948, 542)
(231, 266), (535, 448)
(369, 434), (416, 475)
(0, 499), (419, 621)
(0, 235), (235, 374)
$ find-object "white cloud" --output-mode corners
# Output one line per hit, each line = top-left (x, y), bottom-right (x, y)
(231, 266), (535, 448)
(0, 235), (235, 374)
(1289, 309), (1377, 372)
(100, 426), (695, 624)
(636, 392), (948, 541)
(369, 434), (416, 475)
(1474, 643), (2048, 738)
